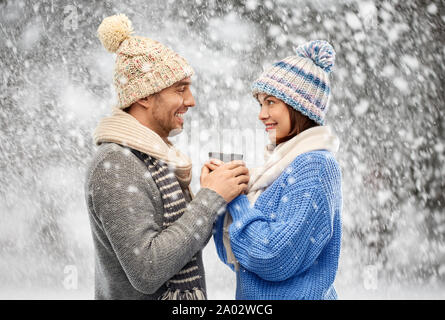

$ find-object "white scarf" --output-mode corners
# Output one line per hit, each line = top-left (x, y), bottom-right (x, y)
(94, 108), (193, 188)
(223, 126), (340, 270)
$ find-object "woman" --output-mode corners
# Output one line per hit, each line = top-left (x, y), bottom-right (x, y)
(210, 40), (342, 300)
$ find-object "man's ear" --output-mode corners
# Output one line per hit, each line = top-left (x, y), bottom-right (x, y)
(136, 96), (151, 109)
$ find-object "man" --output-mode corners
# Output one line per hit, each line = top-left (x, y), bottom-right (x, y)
(84, 14), (249, 300)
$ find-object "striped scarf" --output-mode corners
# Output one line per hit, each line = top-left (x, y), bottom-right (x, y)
(130, 149), (206, 300)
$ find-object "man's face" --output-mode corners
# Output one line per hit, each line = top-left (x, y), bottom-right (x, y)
(149, 77), (195, 138)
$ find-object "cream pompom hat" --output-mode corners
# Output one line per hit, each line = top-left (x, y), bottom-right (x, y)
(97, 14), (194, 109)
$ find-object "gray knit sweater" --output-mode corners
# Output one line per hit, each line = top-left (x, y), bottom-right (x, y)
(84, 143), (227, 299)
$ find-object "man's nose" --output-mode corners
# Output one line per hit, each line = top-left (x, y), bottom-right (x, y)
(184, 89), (196, 108)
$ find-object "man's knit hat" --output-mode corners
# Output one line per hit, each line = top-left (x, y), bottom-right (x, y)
(252, 40), (336, 125)
(97, 14), (194, 109)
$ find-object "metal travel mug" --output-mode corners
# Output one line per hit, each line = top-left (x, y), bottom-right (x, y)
(208, 152), (243, 162)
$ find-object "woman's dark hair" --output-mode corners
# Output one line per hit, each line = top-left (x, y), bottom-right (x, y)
(276, 105), (319, 145)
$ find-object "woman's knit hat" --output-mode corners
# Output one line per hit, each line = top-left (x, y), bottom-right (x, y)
(252, 40), (336, 125)
(97, 14), (194, 109)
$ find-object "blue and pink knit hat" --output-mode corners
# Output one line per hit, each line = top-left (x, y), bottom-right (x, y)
(252, 40), (335, 125)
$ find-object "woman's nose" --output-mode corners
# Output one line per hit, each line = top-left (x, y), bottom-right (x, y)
(258, 105), (269, 120)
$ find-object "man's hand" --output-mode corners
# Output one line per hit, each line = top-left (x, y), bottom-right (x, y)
(204, 158), (224, 171)
(200, 160), (249, 203)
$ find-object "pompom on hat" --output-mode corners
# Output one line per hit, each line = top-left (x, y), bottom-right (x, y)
(252, 40), (336, 125)
(97, 14), (134, 53)
(97, 14), (194, 109)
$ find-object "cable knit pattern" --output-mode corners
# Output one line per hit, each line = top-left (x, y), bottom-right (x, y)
(214, 150), (342, 300)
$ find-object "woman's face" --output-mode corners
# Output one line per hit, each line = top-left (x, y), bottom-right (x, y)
(257, 93), (291, 144)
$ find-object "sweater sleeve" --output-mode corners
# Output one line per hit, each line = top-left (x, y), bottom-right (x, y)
(90, 154), (227, 295)
(213, 211), (235, 272)
(227, 164), (335, 282)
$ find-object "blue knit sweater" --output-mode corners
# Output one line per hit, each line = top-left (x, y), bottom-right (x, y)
(214, 150), (342, 300)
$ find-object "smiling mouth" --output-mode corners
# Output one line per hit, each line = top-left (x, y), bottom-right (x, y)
(265, 123), (277, 131)
(174, 111), (186, 123)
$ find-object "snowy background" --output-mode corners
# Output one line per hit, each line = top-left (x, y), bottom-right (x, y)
(1, 0), (444, 299)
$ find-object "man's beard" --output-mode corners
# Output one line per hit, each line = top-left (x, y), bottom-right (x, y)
(153, 110), (183, 138)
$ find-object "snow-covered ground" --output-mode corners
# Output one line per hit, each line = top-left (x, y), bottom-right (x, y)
(1, 239), (444, 300)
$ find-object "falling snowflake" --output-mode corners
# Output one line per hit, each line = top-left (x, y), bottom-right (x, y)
(127, 185), (138, 193)
(170, 192), (178, 200)
(217, 206), (226, 216)
(119, 76), (128, 85)
(141, 62), (152, 73)
(354, 99), (370, 116)
(312, 202), (318, 211)
(427, 3), (438, 14)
